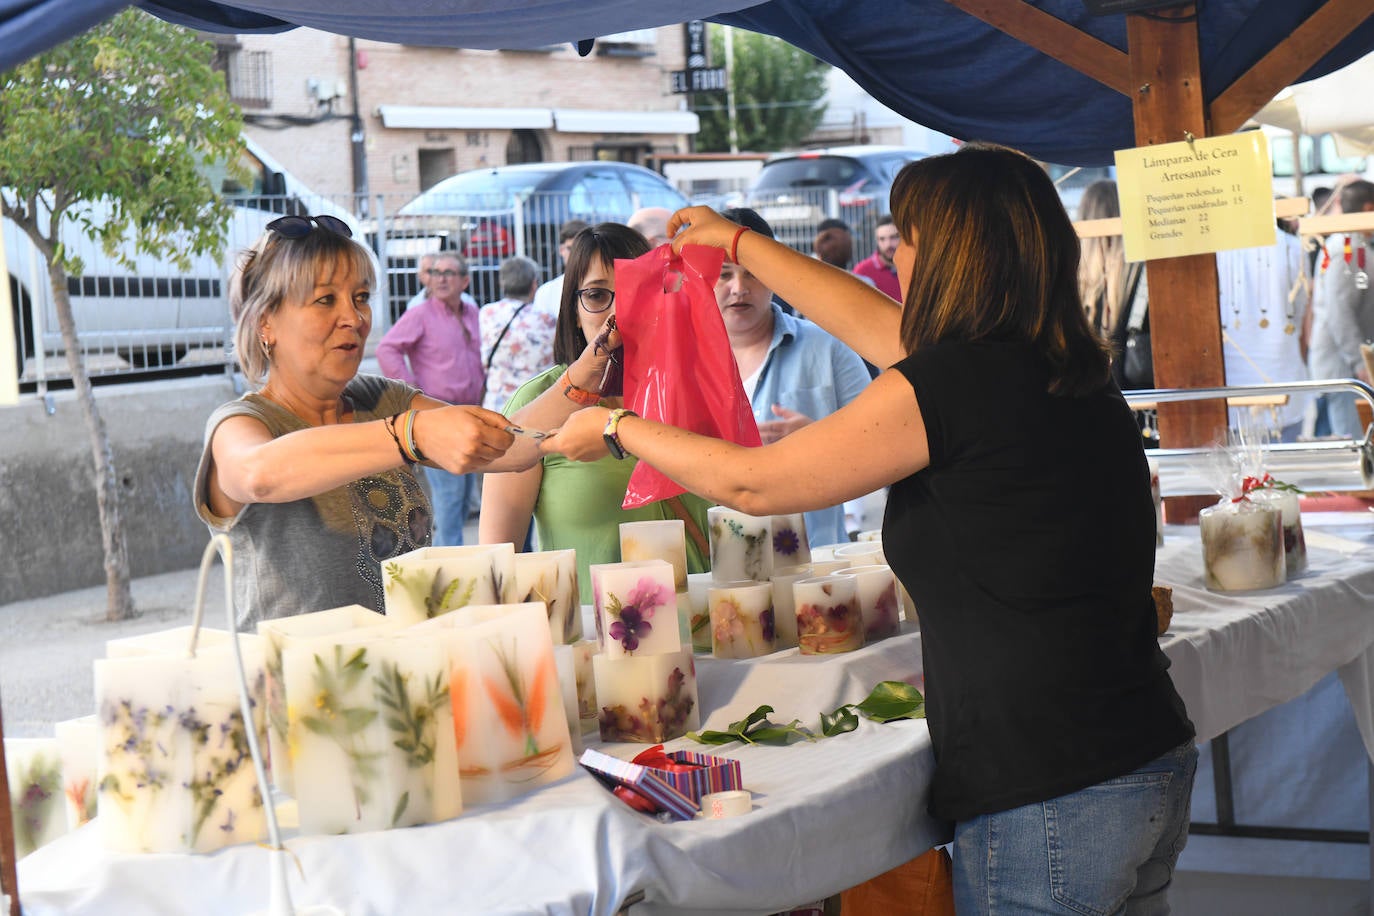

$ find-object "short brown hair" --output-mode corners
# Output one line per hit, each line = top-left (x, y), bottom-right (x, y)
(552, 223), (651, 365)
(889, 144), (1110, 397)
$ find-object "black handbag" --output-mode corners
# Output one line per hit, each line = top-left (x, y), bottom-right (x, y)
(1115, 266), (1152, 390)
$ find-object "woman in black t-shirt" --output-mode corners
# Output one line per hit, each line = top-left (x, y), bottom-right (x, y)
(544, 144), (1196, 915)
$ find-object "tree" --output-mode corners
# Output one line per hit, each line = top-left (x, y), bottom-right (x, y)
(690, 28), (829, 153)
(0, 10), (244, 621)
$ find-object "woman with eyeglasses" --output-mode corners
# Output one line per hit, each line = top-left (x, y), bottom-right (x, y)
(478, 223), (711, 602)
(195, 215), (532, 627)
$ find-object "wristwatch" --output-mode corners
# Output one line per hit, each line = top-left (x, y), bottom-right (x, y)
(603, 408), (637, 460)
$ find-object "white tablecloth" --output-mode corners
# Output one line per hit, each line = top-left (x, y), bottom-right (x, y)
(16, 627), (943, 916)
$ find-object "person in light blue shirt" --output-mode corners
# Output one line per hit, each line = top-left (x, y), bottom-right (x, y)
(717, 208), (873, 546)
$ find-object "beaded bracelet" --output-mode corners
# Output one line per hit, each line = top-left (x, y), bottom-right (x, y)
(384, 413), (414, 466)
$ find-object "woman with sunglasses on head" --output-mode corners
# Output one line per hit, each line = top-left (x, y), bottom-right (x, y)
(544, 147), (1195, 914)
(478, 223), (711, 602)
(196, 215), (534, 627)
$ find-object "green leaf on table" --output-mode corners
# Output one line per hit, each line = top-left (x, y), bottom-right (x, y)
(854, 681), (925, 723)
(820, 705), (859, 737)
(687, 704), (813, 746)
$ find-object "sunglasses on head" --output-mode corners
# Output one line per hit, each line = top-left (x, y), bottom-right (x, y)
(265, 214), (353, 239)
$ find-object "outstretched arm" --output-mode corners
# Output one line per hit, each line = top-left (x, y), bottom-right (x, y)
(668, 206), (907, 369)
(541, 370), (928, 516)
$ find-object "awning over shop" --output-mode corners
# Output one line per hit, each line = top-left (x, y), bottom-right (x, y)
(377, 106), (553, 130)
(552, 109), (700, 135)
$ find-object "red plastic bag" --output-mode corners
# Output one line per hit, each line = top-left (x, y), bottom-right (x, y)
(615, 243), (761, 508)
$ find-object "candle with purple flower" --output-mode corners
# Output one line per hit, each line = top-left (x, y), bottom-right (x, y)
(589, 560), (681, 658)
(707, 507), (773, 583)
(708, 581), (777, 659)
(592, 651), (700, 743)
(769, 513), (811, 568)
(835, 564), (903, 642)
(793, 575), (866, 655)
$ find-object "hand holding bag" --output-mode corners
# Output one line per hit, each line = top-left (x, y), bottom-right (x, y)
(614, 244), (762, 509)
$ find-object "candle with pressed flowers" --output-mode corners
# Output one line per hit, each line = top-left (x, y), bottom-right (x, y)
(5, 737), (66, 857)
(54, 716), (99, 830)
(94, 651), (267, 853)
(769, 564), (813, 650)
(592, 650), (701, 743)
(566, 638), (600, 728)
(382, 543), (518, 627)
(1200, 500), (1285, 591)
(589, 560), (681, 658)
(258, 604), (397, 796)
(685, 572), (713, 652)
(553, 645), (585, 755)
(513, 548), (583, 645)
(708, 581), (777, 659)
(769, 513), (811, 568)
(1248, 487), (1307, 576)
(408, 603), (575, 805)
(620, 520), (689, 592)
(793, 575), (865, 655)
(707, 507), (773, 583)
(283, 631), (462, 836)
(835, 565), (903, 642)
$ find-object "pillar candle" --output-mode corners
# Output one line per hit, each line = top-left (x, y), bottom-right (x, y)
(382, 543), (518, 627)
(620, 519), (689, 592)
(833, 542), (886, 567)
(793, 575), (865, 655)
(569, 639), (600, 729)
(708, 581), (776, 658)
(769, 564), (813, 650)
(5, 738), (66, 858)
(835, 564), (903, 642)
(807, 559), (853, 576)
(589, 560), (680, 658)
(95, 651), (266, 853)
(408, 603), (575, 805)
(54, 715), (99, 830)
(552, 645), (585, 755)
(513, 548), (583, 645)
(593, 650), (700, 743)
(769, 513), (811, 568)
(685, 572), (713, 652)
(1200, 501), (1285, 591)
(258, 604), (395, 796)
(1249, 487), (1307, 576)
(284, 632), (461, 836)
(707, 507), (773, 583)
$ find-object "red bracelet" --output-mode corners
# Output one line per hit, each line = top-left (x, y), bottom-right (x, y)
(729, 225), (752, 264)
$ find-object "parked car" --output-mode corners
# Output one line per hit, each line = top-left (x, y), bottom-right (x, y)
(376, 161), (688, 310)
(738, 146), (931, 252)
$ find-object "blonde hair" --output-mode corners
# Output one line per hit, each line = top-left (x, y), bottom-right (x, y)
(1076, 180), (1126, 333)
(230, 228), (376, 385)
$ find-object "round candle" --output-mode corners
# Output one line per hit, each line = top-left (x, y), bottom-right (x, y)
(834, 564), (902, 642)
(792, 575), (865, 655)
(707, 580), (777, 659)
(1200, 501), (1284, 591)
(707, 507), (773, 583)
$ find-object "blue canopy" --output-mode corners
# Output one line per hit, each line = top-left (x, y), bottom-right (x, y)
(4, 0), (1373, 165)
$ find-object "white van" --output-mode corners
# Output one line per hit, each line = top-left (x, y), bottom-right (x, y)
(5, 136), (361, 379)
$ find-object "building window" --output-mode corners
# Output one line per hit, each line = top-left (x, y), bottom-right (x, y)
(506, 130), (544, 165)
(223, 49), (273, 109)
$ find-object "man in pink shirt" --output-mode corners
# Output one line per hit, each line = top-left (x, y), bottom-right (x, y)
(377, 253), (484, 545)
(853, 214), (902, 301)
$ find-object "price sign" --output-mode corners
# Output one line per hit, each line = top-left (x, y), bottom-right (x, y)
(1115, 132), (1276, 262)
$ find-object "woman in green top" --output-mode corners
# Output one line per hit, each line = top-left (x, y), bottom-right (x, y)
(478, 223), (711, 602)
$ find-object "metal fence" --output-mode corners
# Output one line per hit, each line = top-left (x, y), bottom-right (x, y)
(6, 188), (892, 391)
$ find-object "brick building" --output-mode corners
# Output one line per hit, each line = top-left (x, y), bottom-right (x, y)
(214, 26), (698, 201)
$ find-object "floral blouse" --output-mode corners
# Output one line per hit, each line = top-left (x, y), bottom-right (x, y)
(478, 295), (559, 412)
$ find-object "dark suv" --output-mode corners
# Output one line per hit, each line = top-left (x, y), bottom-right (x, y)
(740, 146), (930, 252)
(378, 161), (686, 313)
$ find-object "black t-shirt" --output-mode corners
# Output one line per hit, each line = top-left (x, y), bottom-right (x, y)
(884, 340), (1193, 822)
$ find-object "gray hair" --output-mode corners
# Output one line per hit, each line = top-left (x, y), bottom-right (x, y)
(499, 256), (540, 299)
(230, 228), (376, 385)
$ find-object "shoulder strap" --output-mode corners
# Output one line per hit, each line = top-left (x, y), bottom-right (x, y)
(480, 299), (534, 402)
(665, 495), (709, 558)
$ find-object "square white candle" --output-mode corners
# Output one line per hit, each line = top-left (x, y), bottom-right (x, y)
(592, 650), (700, 743)
(382, 543), (518, 626)
(620, 519), (689, 592)
(54, 715), (99, 830)
(589, 560), (681, 658)
(707, 507), (773, 583)
(5, 737), (66, 858)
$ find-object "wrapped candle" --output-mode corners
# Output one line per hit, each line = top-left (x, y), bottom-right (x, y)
(1200, 501), (1285, 591)
(1148, 458), (1165, 547)
(409, 603), (575, 805)
(589, 560), (681, 658)
(54, 715), (99, 829)
(685, 572), (713, 652)
(769, 513), (811, 568)
(620, 520), (689, 592)
(513, 548), (583, 645)
(284, 632), (461, 835)
(95, 651), (266, 853)
(5, 738), (66, 857)
(382, 543), (518, 626)
(1249, 487), (1307, 576)
(258, 604), (395, 796)
(708, 581), (777, 659)
(793, 575), (865, 655)
(768, 564), (813, 650)
(835, 564), (903, 642)
(593, 650), (700, 743)
(707, 507), (772, 582)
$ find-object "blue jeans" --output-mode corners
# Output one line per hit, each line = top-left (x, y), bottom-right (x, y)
(423, 466), (474, 547)
(953, 742), (1197, 916)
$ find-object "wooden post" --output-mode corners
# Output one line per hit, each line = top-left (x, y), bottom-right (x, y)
(0, 690), (21, 916)
(1127, 5), (1228, 521)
